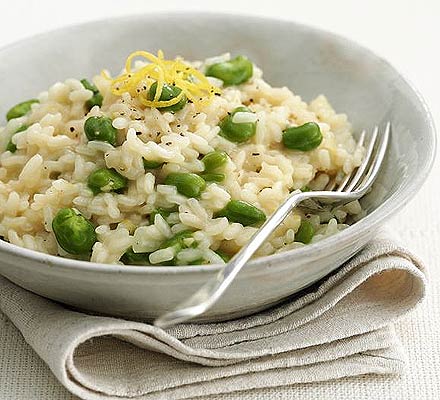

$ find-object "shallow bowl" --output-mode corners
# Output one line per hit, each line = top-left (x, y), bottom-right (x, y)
(0, 13), (436, 321)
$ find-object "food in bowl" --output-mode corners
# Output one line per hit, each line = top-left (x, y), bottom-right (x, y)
(0, 50), (364, 265)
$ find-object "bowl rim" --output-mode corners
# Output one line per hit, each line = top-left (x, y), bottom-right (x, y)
(0, 11), (436, 275)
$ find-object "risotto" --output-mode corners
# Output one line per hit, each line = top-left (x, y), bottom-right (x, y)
(0, 51), (364, 265)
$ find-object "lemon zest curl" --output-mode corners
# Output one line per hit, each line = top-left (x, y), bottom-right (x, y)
(103, 50), (221, 109)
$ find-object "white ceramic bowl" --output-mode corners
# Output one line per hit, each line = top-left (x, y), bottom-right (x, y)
(0, 13), (436, 321)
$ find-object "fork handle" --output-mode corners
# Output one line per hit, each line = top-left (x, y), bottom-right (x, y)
(154, 189), (355, 328)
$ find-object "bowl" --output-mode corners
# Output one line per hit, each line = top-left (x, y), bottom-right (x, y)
(0, 12), (436, 322)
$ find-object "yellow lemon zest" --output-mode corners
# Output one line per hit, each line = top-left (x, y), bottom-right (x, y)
(104, 50), (221, 109)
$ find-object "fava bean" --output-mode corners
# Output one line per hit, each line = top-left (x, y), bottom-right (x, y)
(87, 168), (127, 195)
(160, 230), (193, 251)
(165, 172), (206, 198)
(6, 125), (28, 153)
(215, 250), (231, 262)
(156, 230), (195, 266)
(6, 99), (39, 121)
(143, 159), (164, 169)
(148, 82), (187, 112)
(206, 55), (253, 86)
(217, 200), (266, 226)
(120, 248), (150, 265)
(282, 122), (322, 151)
(187, 258), (205, 265)
(81, 79), (103, 110)
(201, 151), (228, 172)
(200, 173), (225, 183)
(52, 208), (96, 255)
(219, 106), (256, 143)
(84, 116), (117, 145)
(295, 220), (315, 244)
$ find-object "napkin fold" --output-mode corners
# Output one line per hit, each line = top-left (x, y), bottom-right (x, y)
(0, 233), (427, 400)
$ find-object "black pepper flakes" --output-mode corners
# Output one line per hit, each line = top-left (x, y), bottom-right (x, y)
(252, 152), (260, 156)
(69, 127), (75, 132)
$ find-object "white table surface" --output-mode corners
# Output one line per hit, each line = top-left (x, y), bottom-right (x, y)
(0, 0), (439, 398)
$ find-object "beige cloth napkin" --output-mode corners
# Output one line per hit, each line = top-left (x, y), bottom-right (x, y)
(0, 233), (427, 400)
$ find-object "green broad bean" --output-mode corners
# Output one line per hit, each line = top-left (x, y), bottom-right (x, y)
(6, 125), (28, 153)
(6, 99), (39, 121)
(201, 151), (228, 172)
(87, 168), (127, 195)
(165, 172), (206, 198)
(217, 200), (266, 226)
(160, 230), (193, 252)
(187, 258), (205, 265)
(148, 82), (187, 112)
(215, 250), (231, 262)
(81, 79), (96, 92)
(205, 55), (253, 86)
(52, 208), (97, 255)
(81, 79), (103, 110)
(219, 106), (256, 143)
(120, 248), (150, 265)
(200, 173), (225, 183)
(295, 220), (315, 244)
(143, 159), (164, 169)
(84, 116), (117, 145)
(6, 140), (16, 153)
(282, 122), (323, 151)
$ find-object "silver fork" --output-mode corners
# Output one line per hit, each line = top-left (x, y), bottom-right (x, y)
(154, 122), (391, 328)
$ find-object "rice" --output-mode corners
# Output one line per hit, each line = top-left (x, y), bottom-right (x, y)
(232, 112), (258, 124)
(0, 51), (365, 265)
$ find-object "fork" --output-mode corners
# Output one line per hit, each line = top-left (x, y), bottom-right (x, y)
(154, 122), (391, 328)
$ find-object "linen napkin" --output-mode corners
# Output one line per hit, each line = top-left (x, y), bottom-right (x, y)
(0, 232), (427, 400)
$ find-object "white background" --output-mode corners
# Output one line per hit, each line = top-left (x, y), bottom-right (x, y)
(0, 0), (439, 399)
